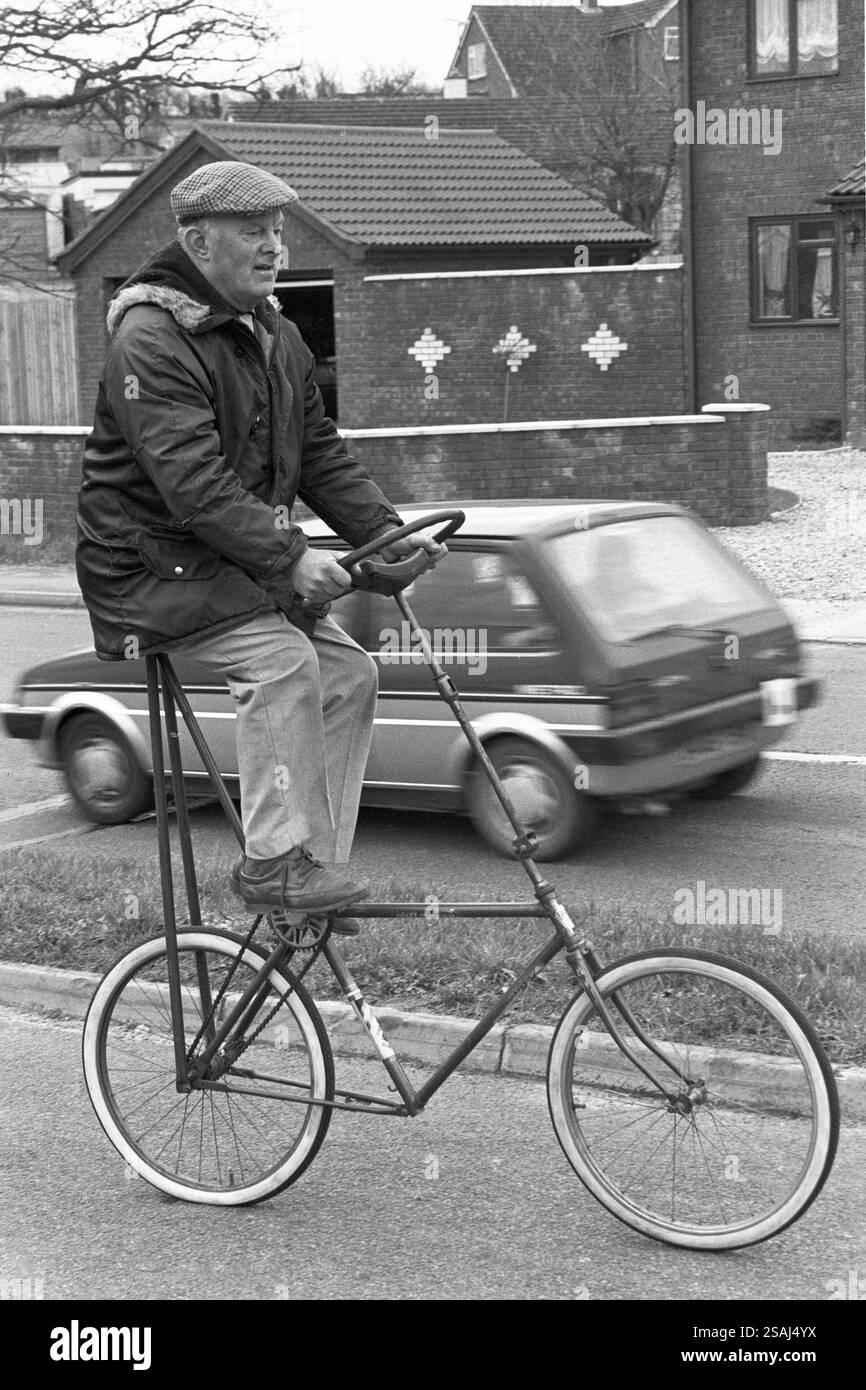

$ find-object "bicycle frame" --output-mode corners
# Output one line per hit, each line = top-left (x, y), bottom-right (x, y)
(144, 587), (693, 1116)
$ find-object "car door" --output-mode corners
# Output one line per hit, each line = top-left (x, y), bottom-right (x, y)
(359, 543), (572, 802)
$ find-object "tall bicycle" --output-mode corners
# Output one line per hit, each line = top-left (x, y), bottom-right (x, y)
(82, 511), (839, 1250)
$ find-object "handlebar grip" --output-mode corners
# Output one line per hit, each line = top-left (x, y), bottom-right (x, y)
(350, 550), (433, 595)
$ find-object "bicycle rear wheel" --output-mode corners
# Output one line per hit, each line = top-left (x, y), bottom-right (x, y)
(547, 949), (838, 1250)
(83, 929), (334, 1205)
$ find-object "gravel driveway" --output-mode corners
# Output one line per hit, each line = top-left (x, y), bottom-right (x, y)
(715, 447), (866, 600)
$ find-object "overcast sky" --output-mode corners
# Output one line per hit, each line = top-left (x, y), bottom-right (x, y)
(2, 0), (638, 100)
(282, 0), (635, 89)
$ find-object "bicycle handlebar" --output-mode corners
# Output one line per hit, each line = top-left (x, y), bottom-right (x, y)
(293, 509), (465, 625)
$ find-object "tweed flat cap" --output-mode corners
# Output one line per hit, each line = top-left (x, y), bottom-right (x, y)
(170, 161), (298, 222)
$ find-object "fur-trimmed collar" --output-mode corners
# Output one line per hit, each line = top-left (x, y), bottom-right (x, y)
(106, 240), (281, 337)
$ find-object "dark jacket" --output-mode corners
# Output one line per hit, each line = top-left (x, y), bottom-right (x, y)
(76, 240), (402, 660)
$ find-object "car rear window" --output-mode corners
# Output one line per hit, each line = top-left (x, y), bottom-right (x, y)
(543, 515), (774, 642)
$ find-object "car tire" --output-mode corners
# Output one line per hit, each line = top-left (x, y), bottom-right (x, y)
(465, 736), (602, 860)
(58, 712), (153, 824)
(687, 755), (763, 800)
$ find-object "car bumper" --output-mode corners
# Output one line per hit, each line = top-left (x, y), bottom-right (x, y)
(566, 675), (820, 796)
(1, 704), (45, 739)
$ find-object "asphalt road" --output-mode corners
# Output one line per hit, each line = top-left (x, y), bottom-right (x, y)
(1, 1005), (864, 1302)
(0, 607), (863, 939)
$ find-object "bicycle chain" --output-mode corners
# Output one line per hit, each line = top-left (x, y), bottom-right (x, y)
(186, 913), (326, 1070)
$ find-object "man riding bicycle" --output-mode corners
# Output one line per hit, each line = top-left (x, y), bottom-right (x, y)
(75, 159), (445, 926)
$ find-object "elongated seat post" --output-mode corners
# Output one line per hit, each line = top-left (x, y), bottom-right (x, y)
(157, 653), (202, 930)
(144, 654), (189, 1087)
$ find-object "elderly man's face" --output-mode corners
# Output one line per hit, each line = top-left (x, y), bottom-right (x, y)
(197, 211), (284, 310)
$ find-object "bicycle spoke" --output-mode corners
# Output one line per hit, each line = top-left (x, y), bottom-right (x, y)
(86, 934), (333, 1201)
(549, 951), (838, 1248)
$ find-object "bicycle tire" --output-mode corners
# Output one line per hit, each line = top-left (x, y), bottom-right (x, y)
(82, 929), (334, 1206)
(546, 948), (839, 1250)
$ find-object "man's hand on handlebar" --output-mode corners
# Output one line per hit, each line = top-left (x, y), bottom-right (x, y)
(374, 529), (448, 567)
(291, 548), (354, 605)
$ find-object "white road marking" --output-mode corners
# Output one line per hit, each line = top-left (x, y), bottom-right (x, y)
(764, 751), (866, 766)
(1, 825), (96, 851)
(0, 793), (70, 822)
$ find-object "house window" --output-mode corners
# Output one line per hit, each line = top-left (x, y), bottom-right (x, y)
(467, 42), (487, 79)
(750, 0), (838, 78)
(607, 31), (639, 90)
(751, 217), (839, 322)
(663, 26), (680, 60)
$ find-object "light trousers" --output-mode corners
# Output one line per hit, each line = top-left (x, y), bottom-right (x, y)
(175, 607), (378, 863)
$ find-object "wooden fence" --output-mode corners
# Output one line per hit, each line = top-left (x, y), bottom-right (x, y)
(0, 289), (79, 425)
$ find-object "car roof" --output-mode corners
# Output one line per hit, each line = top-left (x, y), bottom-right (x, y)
(303, 498), (687, 541)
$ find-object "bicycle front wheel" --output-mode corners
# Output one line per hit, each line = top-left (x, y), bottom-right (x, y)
(83, 930), (334, 1205)
(547, 949), (839, 1250)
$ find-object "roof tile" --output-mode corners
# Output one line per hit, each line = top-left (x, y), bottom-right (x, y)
(198, 120), (650, 246)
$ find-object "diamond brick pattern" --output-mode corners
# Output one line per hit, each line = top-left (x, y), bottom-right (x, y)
(408, 328), (452, 372)
(493, 324), (537, 372)
(581, 323), (628, 371)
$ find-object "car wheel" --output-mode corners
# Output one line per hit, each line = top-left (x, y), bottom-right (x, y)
(465, 736), (602, 860)
(58, 712), (153, 824)
(687, 755), (763, 800)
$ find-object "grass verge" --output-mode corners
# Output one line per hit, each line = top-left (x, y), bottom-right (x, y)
(1, 841), (863, 1065)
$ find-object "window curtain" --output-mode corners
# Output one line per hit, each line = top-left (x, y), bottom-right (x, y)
(759, 224), (790, 316)
(798, 0), (838, 63)
(755, 0), (789, 68)
(810, 247), (834, 317)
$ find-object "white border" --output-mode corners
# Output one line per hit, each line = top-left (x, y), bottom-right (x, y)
(0, 415), (728, 441)
(364, 262), (683, 283)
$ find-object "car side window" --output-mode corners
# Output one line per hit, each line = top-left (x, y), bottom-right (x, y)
(365, 548), (558, 653)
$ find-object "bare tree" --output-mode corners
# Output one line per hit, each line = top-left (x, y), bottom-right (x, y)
(0, 0), (298, 285)
(570, 28), (680, 239)
(357, 64), (438, 97)
(253, 62), (438, 102)
(503, 12), (682, 240)
(0, 1), (293, 136)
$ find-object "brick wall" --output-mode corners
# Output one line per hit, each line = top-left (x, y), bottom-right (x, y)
(349, 263), (686, 428)
(841, 211), (866, 447)
(344, 407), (767, 527)
(68, 156), (684, 434)
(0, 407), (768, 553)
(0, 427), (88, 549)
(68, 149), (649, 428)
(687, 0), (865, 446)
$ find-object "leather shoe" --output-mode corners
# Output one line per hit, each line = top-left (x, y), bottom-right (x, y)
(229, 847), (367, 917)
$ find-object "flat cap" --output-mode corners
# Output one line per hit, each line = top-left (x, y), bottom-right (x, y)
(170, 161), (298, 222)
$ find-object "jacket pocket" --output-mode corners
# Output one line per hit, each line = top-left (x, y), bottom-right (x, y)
(137, 531), (221, 582)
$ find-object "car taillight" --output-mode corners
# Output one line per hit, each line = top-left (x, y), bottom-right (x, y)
(606, 681), (660, 728)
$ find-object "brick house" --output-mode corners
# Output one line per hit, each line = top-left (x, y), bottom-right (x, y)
(681, 0), (865, 446)
(443, 0), (680, 98)
(55, 120), (657, 428)
(441, 1), (682, 251)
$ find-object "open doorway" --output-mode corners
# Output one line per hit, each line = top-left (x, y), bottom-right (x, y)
(275, 274), (337, 420)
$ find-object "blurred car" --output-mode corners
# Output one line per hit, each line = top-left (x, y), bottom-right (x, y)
(1, 500), (820, 859)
